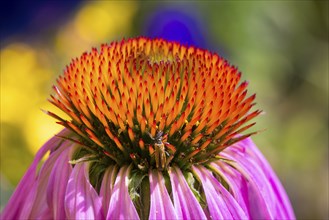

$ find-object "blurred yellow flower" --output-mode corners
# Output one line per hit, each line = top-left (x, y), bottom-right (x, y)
(74, 1), (137, 41)
(55, 1), (137, 62)
(1, 43), (48, 124)
(24, 102), (68, 155)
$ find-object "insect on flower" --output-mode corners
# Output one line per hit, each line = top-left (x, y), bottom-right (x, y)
(149, 131), (172, 170)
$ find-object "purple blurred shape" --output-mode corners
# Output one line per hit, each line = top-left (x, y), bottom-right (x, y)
(143, 4), (209, 49)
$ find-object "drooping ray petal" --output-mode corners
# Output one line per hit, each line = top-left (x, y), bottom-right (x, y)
(100, 165), (119, 216)
(204, 167), (248, 219)
(65, 163), (103, 219)
(192, 165), (229, 219)
(27, 142), (72, 219)
(29, 139), (74, 219)
(210, 160), (251, 218)
(37, 208), (53, 220)
(149, 170), (178, 220)
(46, 145), (75, 219)
(168, 166), (207, 219)
(219, 138), (295, 219)
(0, 129), (69, 220)
(14, 176), (39, 219)
(220, 152), (276, 219)
(107, 165), (139, 219)
(193, 165), (247, 220)
(237, 138), (295, 219)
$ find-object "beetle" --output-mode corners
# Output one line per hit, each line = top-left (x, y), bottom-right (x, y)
(149, 131), (170, 170)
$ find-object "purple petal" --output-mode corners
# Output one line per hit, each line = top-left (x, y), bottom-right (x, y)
(193, 165), (247, 220)
(107, 165), (139, 219)
(0, 129), (70, 219)
(221, 137), (295, 219)
(36, 208), (52, 220)
(168, 166), (207, 219)
(28, 141), (74, 219)
(239, 138), (295, 219)
(14, 178), (39, 219)
(210, 161), (251, 218)
(100, 165), (118, 216)
(65, 162), (103, 219)
(203, 165), (248, 220)
(46, 146), (74, 219)
(149, 169), (178, 219)
(221, 152), (276, 219)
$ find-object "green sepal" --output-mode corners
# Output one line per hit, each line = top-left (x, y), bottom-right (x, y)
(184, 171), (206, 209)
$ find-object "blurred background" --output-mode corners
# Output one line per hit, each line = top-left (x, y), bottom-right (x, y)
(0, 1), (328, 219)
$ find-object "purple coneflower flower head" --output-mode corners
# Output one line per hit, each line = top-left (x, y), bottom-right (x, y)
(1, 38), (295, 219)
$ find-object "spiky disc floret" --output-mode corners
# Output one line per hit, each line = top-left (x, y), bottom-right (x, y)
(48, 37), (261, 171)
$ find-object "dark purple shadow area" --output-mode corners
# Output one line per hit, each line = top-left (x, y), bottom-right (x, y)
(0, 0), (81, 42)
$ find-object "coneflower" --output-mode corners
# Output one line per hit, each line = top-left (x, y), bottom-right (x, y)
(1, 37), (295, 219)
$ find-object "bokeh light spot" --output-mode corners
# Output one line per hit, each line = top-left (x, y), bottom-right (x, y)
(24, 102), (68, 156)
(74, 1), (137, 42)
